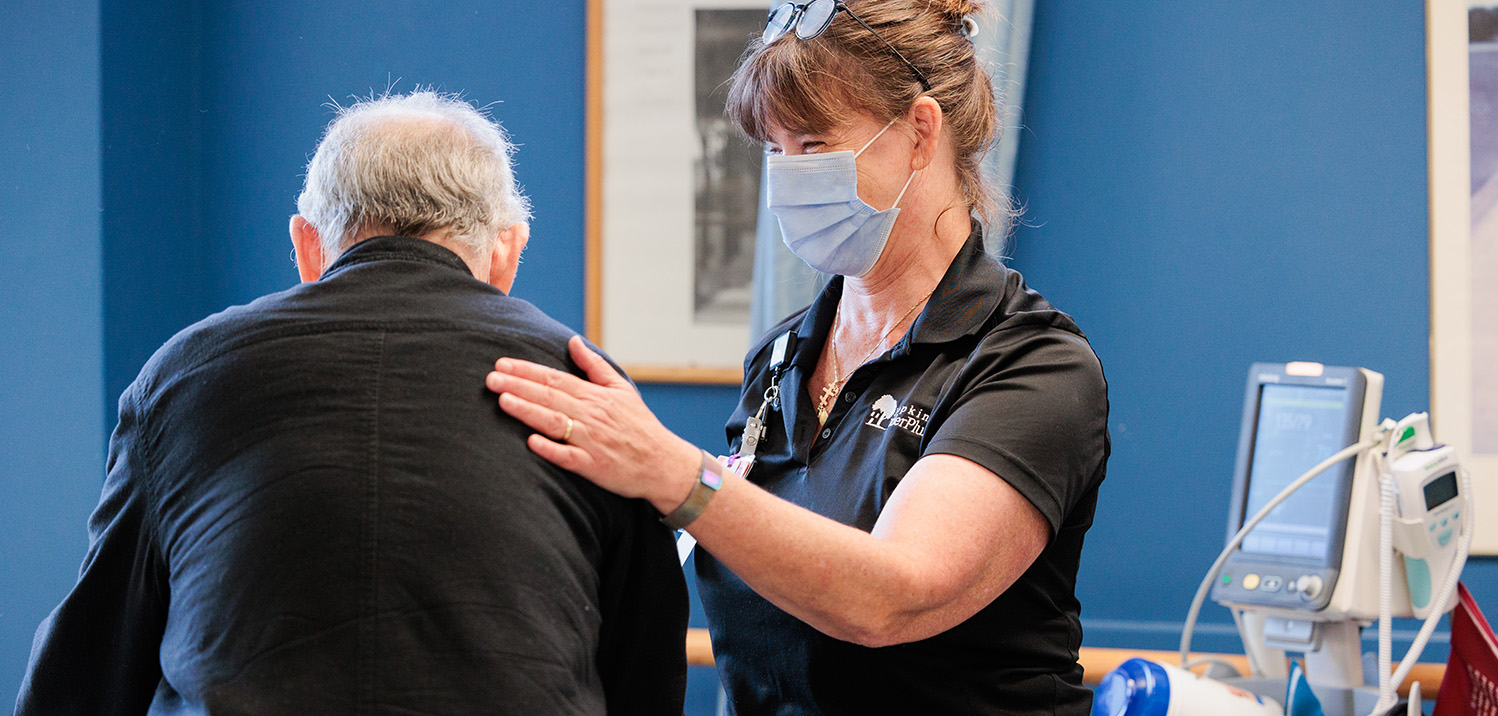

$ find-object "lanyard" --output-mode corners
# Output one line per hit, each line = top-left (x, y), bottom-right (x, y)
(732, 330), (795, 466)
(680, 331), (798, 566)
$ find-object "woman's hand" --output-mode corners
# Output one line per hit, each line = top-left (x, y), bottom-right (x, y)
(485, 336), (701, 514)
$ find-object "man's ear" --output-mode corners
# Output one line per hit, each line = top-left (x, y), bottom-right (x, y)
(906, 96), (944, 172)
(289, 216), (327, 283)
(488, 221), (530, 293)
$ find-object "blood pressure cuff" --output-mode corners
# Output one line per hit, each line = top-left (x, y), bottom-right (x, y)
(1433, 583), (1498, 716)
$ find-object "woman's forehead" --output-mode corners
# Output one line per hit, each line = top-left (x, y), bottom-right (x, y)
(765, 112), (886, 141)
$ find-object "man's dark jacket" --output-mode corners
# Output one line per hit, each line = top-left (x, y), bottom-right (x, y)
(15, 237), (689, 715)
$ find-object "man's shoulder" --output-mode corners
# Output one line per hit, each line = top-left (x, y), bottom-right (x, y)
(468, 293), (580, 357)
(133, 278), (585, 401)
(130, 285), (305, 393)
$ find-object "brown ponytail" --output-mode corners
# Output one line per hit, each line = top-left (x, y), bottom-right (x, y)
(726, 0), (1010, 226)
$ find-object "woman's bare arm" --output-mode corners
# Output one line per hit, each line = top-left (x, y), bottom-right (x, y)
(487, 336), (1049, 646)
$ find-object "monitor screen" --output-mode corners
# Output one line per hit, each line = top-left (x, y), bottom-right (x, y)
(1240, 383), (1353, 564)
(1424, 471), (1458, 510)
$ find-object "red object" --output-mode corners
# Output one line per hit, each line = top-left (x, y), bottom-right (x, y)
(1434, 584), (1498, 716)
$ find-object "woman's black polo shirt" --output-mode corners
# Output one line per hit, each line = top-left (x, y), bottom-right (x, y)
(695, 225), (1111, 715)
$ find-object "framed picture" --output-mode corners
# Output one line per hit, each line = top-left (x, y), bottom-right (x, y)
(586, 0), (768, 384)
(1428, 0), (1498, 554)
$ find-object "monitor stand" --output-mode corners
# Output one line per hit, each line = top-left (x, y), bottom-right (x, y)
(1227, 616), (1386, 716)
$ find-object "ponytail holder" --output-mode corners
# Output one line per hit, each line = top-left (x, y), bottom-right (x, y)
(960, 15), (980, 40)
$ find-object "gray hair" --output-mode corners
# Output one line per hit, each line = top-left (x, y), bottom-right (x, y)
(296, 91), (532, 257)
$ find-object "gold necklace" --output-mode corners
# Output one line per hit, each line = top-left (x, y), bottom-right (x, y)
(816, 289), (935, 425)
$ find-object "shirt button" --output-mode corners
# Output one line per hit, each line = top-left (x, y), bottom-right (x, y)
(820, 428), (832, 439)
(843, 391), (856, 403)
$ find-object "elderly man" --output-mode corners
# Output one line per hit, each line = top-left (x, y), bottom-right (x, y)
(15, 92), (688, 715)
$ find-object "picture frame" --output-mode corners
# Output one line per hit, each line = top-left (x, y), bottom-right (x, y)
(586, 0), (769, 384)
(1428, 0), (1498, 554)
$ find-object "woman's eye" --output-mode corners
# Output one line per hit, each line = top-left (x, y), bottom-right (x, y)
(802, 142), (824, 153)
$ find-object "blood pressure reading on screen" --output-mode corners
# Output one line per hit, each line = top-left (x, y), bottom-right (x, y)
(1240, 384), (1353, 564)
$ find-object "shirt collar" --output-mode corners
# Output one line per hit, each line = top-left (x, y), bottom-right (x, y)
(320, 235), (475, 280)
(906, 220), (1006, 344)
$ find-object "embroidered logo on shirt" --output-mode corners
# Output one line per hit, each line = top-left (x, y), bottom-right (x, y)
(866, 395), (899, 430)
(865, 396), (930, 437)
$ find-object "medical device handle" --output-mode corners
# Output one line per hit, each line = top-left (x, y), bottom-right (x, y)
(1372, 464), (1472, 714)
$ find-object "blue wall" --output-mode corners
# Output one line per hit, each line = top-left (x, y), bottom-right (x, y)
(102, 0), (213, 416)
(4, 0), (1495, 712)
(0, 0), (105, 705)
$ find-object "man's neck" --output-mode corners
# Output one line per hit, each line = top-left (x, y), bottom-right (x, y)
(339, 229), (489, 281)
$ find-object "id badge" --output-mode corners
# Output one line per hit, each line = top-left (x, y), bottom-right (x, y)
(717, 452), (755, 480)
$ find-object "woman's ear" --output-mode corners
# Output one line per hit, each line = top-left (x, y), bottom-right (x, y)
(906, 96), (945, 171)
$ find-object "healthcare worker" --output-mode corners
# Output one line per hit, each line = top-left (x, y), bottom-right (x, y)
(486, 0), (1110, 713)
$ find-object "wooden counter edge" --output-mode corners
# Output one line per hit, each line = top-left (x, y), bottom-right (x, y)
(685, 629), (1444, 697)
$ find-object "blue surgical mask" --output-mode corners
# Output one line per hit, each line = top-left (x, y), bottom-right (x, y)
(765, 120), (918, 277)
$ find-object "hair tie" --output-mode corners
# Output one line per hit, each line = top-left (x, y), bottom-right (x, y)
(960, 15), (980, 40)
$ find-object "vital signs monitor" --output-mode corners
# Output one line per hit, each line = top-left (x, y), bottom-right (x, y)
(1170, 361), (1471, 715)
(1210, 362), (1387, 618)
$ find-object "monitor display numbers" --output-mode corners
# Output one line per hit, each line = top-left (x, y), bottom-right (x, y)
(1240, 384), (1353, 564)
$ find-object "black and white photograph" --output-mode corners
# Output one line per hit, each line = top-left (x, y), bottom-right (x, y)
(594, 0), (765, 380)
(692, 9), (762, 325)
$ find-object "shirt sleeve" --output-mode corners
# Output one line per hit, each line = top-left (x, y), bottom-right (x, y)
(923, 328), (1109, 534)
(15, 382), (171, 715)
(593, 499), (690, 715)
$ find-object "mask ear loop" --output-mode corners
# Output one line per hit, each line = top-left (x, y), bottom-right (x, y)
(889, 167), (918, 210)
(855, 118), (900, 157)
(855, 117), (919, 210)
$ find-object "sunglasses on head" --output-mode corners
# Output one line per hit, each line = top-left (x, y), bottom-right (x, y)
(762, 0), (932, 92)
